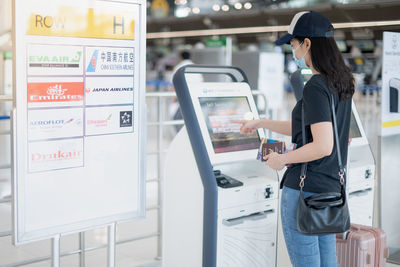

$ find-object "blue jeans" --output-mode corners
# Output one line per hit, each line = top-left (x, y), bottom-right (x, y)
(281, 186), (338, 267)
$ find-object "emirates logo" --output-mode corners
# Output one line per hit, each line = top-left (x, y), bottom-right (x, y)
(47, 84), (67, 96)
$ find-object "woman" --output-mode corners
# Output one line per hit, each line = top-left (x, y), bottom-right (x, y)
(238, 11), (354, 267)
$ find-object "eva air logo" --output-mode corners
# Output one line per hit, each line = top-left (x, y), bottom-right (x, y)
(87, 50), (99, 72)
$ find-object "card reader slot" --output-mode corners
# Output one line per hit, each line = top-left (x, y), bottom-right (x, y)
(349, 188), (372, 197)
(222, 209), (274, 227)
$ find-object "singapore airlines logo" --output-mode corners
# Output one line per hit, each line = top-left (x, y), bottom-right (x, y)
(86, 50), (99, 72)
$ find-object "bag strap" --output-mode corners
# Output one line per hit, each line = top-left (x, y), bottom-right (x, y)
(300, 93), (345, 189)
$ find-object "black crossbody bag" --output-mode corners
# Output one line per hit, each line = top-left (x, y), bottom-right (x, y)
(296, 94), (351, 234)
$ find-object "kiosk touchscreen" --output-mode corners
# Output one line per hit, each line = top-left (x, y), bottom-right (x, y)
(199, 97), (260, 154)
(163, 69), (279, 267)
(190, 82), (266, 165)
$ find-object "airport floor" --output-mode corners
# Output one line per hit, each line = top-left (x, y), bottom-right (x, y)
(0, 90), (398, 267)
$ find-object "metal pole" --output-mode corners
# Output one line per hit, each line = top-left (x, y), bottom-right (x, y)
(225, 36), (232, 66)
(156, 95), (163, 260)
(79, 232), (85, 267)
(107, 223), (116, 267)
(52, 235), (60, 267)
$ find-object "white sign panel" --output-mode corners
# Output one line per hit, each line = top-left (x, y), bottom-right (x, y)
(85, 46), (135, 76)
(13, 0), (146, 244)
(382, 32), (400, 136)
(27, 44), (84, 76)
(86, 105), (134, 136)
(27, 77), (84, 108)
(86, 76), (134, 105)
(28, 138), (84, 172)
(28, 108), (84, 140)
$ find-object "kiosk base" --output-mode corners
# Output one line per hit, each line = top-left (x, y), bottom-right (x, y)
(163, 127), (279, 267)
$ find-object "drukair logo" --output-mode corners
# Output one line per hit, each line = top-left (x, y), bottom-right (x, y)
(87, 50), (99, 72)
(31, 149), (83, 163)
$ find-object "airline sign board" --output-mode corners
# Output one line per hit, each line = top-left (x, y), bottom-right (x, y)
(12, 0), (146, 245)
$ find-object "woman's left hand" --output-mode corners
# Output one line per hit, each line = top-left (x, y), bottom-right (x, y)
(264, 152), (286, 171)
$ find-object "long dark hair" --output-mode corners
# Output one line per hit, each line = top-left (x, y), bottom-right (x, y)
(296, 36), (354, 100)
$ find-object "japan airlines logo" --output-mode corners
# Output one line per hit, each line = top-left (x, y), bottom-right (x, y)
(86, 50), (99, 72)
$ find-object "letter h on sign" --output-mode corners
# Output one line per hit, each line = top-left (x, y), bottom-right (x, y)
(113, 16), (125, 34)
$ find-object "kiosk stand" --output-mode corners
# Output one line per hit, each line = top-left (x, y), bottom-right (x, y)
(163, 66), (279, 267)
(347, 103), (376, 226)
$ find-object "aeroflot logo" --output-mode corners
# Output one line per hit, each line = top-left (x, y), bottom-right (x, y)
(28, 82), (84, 103)
(31, 149), (83, 162)
(29, 118), (78, 127)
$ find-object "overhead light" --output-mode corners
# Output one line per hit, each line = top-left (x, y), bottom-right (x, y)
(244, 2), (252, 9)
(212, 4), (221, 11)
(174, 0), (187, 4)
(175, 7), (190, 17)
(234, 3), (243, 9)
(222, 4), (230, 11)
(192, 7), (200, 14)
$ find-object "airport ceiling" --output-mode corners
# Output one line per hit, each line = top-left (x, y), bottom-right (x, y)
(147, 0), (400, 43)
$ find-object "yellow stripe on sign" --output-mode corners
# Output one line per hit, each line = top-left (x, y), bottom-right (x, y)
(26, 7), (135, 40)
(382, 120), (400, 128)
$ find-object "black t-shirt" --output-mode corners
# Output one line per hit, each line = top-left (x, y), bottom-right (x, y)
(281, 74), (352, 193)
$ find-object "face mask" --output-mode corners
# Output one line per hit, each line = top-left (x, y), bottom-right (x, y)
(292, 42), (309, 69)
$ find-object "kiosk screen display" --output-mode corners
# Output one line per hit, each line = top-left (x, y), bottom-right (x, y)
(199, 97), (260, 153)
(349, 112), (362, 139)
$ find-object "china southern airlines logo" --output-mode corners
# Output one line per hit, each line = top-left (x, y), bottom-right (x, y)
(86, 50), (99, 72)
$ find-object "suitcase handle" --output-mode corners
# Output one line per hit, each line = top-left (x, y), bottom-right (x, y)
(340, 225), (361, 240)
(350, 224), (361, 231)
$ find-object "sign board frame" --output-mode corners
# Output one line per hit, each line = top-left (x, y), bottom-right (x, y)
(12, 0), (146, 245)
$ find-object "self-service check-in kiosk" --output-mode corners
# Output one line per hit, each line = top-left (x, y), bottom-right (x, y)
(347, 103), (376, 226)
(163, 66), (279, 267)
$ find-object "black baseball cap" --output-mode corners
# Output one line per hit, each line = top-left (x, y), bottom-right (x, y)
(275, 11), (334, 45)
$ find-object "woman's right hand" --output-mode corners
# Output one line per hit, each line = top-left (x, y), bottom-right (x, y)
(232, 119), (261, 135)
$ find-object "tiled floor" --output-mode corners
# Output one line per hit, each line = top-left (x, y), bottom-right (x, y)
(0, 90), (398, 266)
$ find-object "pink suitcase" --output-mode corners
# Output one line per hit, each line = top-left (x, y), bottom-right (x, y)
(336, 224), (389, 267)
